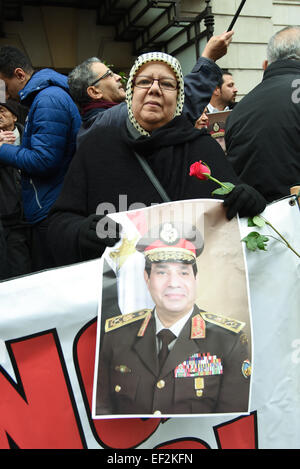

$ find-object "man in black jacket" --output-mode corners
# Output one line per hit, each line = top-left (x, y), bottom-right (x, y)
(226, 26), (300, 203)
(0, 99), (31, 279)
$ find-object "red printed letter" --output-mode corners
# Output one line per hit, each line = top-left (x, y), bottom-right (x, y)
(0, 331), (85, 449)
(214, 413), (258, 449)
(74, 319), (161, 448)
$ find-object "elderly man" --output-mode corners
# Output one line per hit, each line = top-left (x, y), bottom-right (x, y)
(0, 99), (31, 279)
(68, 57), (126, 130)
(95, 222), (251, 416)
(0, 99), (23, 144)
(226, 26), (300, 203)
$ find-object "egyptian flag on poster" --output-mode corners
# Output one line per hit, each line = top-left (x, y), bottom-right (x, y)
(102, 207), (155, 316)
(101, 200), (212, 316)
(101, 200), (207, 315)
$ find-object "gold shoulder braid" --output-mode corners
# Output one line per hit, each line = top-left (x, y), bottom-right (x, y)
(200, 312), (245, 333)
(105, 309), (152, 333)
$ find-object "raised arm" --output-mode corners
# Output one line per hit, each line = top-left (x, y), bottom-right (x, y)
(183, 31), (234, 123)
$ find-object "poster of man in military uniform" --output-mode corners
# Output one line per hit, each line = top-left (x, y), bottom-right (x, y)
(92, 200), (252, 418)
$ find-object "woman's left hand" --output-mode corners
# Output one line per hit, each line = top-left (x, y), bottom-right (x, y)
(201, 31), (234, 62)
(223, 183), (267, 220)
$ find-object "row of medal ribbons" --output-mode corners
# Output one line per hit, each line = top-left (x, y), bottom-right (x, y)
(174, 353), (223, 378)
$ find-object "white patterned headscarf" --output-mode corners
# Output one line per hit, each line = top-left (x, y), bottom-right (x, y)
(126, 52), (185, 136)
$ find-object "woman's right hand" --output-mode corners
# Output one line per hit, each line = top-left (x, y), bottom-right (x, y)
(201, 31), (234, 62)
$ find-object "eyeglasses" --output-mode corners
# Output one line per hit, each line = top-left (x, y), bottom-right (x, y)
(90, 69), (114, 87)
(134, 75), (178, 91)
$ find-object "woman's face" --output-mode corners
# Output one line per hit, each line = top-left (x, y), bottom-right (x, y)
(195, 107), (209, 129)
(131, 62), (178, 132)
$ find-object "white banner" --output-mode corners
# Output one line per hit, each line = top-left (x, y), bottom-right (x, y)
(0, 196), (298, 449)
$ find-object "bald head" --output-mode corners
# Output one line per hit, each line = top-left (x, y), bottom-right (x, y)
(267, 26), (300, 64)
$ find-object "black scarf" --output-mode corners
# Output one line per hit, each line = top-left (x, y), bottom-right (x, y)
(121, 115), (229, 202)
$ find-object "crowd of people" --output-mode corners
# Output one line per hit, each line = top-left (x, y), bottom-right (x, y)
(0, 25), (299, 280)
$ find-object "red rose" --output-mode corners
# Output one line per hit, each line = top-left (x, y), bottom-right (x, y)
(189, 161), (211, 180)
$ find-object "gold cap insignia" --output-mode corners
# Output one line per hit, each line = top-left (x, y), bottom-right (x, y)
(135, 221), (204, 264)
(160, 223), (178, 244)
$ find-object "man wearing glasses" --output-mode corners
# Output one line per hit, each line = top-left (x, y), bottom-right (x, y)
(68, 58), (126, 131)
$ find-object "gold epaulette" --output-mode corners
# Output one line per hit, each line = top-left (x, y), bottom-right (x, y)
(105, 309), (152, 333)
(200, 312), (245, 333)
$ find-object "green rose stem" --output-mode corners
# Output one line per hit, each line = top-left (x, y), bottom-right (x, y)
(261, 216), (300, 258)
(204, 174), (234, 193)
(208, 173), (299, 257)
(191, 160), (299, 258)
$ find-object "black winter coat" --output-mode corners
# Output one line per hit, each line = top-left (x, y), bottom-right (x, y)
(226, 59), (300, 203)
(0, 123), (24, 226)
(48, 115), (239, 266)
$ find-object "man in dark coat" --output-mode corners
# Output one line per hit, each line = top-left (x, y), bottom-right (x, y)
(226, 26), (300, 203)
(68, 57), (126, 132)
(0, 99), (31, 279)
(95, 222), (251, 416)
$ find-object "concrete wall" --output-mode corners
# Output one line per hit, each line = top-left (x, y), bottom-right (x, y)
(181, 0), (300, 99)
(0, 0), (299, 96)
(0, 6), (133, 73)
(210, 0), (300, 100)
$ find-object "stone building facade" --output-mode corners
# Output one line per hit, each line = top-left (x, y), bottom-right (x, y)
(0, 0), (299, 99)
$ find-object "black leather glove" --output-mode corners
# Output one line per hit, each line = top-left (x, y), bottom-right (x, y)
(78, 214), (121, 260)
(223, 183), (267, 221)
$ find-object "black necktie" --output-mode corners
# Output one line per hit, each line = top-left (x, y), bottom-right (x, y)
(157, 329), (176, 370)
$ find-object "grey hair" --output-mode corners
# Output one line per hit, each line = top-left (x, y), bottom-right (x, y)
(267, 26), (300, 64)
(68, 57), (102, 108)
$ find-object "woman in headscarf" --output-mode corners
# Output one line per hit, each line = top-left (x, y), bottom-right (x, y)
(48, 52), (265, 266)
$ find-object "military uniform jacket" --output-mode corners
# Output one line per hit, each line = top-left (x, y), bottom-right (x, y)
(95, 306), (251, 416)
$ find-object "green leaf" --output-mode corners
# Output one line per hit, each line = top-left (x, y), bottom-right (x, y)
(247, 216), (265, 227)
(242, 232), (269, 252)
(252, 215), (265, 228)
(257, 235), (269, 250)
(242, 232), (260, 251)
(247, 218), (256, 227)
(212, 183), (235, 196)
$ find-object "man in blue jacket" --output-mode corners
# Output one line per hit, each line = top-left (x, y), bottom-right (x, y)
(0, 46), (81, 272)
